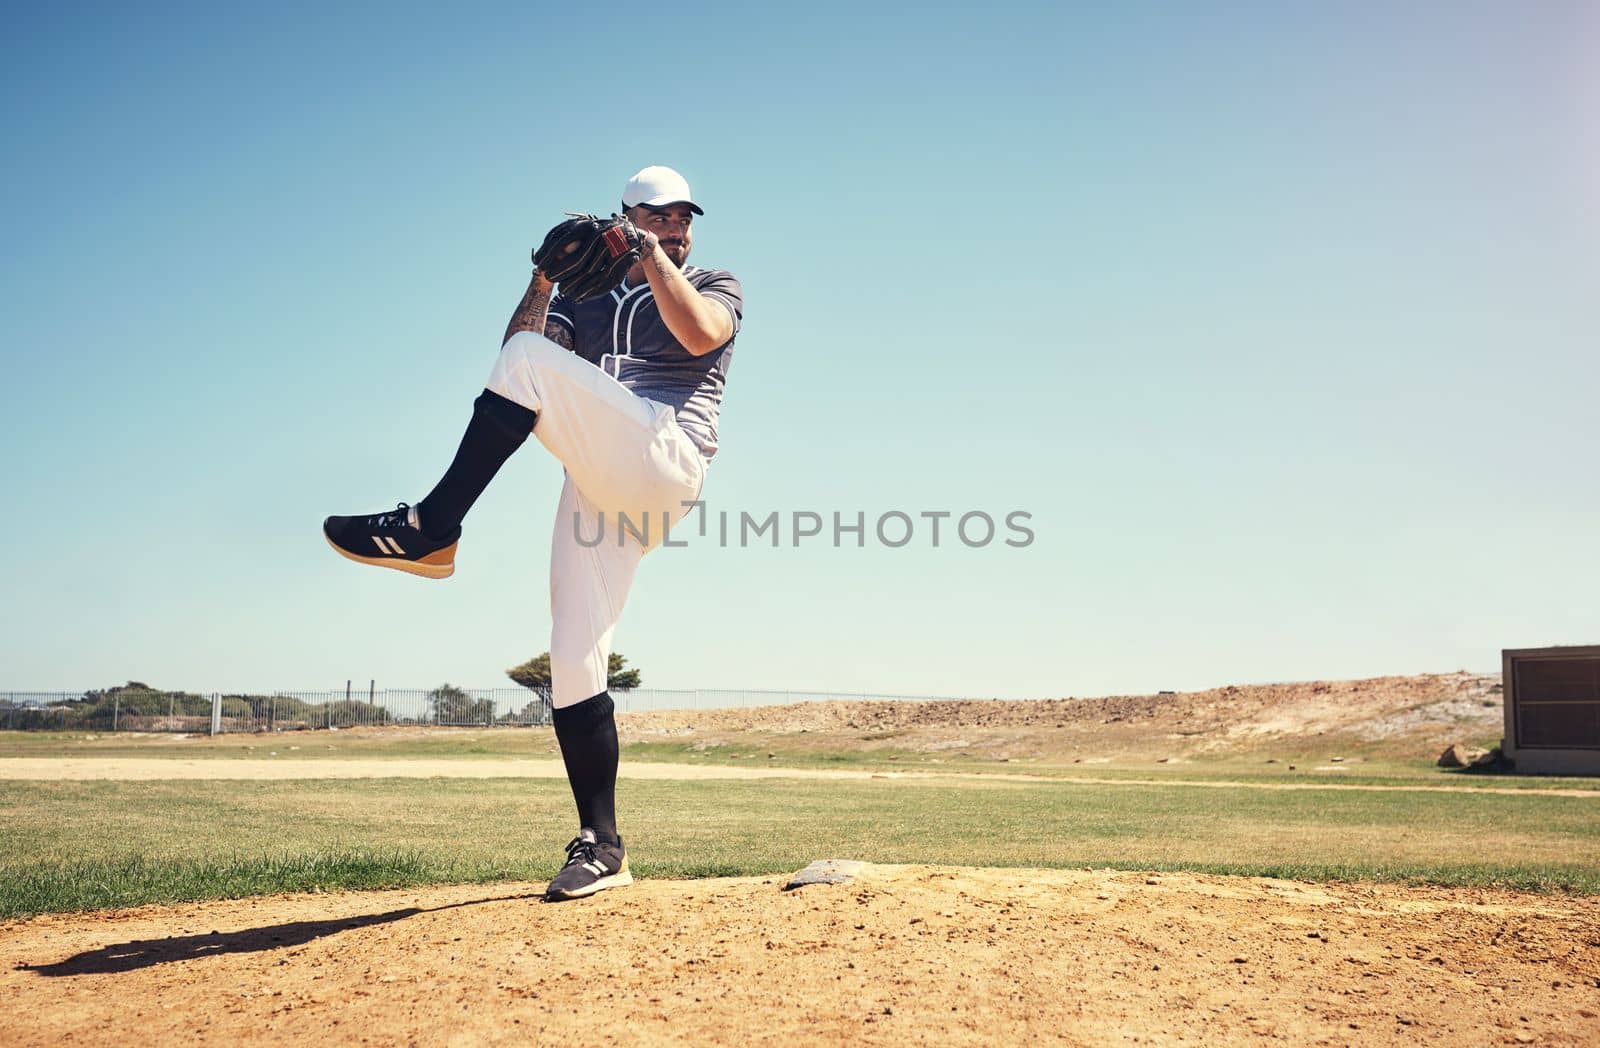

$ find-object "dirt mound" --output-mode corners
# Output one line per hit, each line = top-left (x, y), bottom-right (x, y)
(3, 865), (1593, 1046)
(619, 672), (1504, 762)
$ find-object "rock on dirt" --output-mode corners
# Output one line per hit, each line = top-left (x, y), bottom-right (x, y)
(1437, 743), (1489, 768)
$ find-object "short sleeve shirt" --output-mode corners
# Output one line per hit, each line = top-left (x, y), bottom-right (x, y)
(547, 266), (743, 462)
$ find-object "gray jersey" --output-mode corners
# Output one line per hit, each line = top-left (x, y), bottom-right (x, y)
(547, 266), (743, 462)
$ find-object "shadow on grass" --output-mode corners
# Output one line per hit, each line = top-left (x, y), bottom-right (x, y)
(18, 891), (541, 977)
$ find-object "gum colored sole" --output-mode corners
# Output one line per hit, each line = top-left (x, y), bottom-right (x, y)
(324, 533), (455, 579)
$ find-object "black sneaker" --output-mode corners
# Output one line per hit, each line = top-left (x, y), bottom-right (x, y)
(322, 503), (459, 579)
(544, 828), (632, 901)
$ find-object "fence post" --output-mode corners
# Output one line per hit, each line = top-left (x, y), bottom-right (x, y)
(112, 693), (120, 733)
(210, 693), (221, 736)
(167, 692), (174, 729)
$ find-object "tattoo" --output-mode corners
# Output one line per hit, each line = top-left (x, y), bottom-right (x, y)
(639, 248), (731, 353)
(503, 277), (553, 346)
(642, 246), (675, 278)
(544, 323), (574, 351)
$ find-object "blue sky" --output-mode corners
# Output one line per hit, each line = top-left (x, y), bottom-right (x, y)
(2, 2), (1595, 697)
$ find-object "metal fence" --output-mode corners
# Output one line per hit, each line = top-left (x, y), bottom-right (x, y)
(0, 688), (550, 734)
(0, 686), (966, 734)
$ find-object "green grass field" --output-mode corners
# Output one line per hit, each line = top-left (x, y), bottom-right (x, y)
(4, 728), (1594, 790)
(3, 763), (1598, 919)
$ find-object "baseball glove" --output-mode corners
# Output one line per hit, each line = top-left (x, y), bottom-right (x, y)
(532, 212), (646, 302)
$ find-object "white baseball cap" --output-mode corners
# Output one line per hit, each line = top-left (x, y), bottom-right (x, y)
(621, 165), (704, 215)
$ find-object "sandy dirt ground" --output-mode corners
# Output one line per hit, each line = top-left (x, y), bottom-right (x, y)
(5, 757), (1600, 799)
(3, 865), (1597, 1047)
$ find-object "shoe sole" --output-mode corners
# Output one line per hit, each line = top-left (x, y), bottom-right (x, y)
(545, 866), (633, 902)
(324, 533), (456, 579)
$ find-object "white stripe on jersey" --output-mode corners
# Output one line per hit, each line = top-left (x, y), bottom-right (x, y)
(624, 290), (654, 355)
(611, 282), (651, 357)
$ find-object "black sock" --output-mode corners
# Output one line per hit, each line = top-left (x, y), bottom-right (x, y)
(551, 691), (619, 844)
(414, 390), (537, 539)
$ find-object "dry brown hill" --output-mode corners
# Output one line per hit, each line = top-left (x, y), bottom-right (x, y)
(617, 672), (1504, 763)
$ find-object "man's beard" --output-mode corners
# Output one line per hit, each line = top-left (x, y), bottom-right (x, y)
(660, 242), (688, 266)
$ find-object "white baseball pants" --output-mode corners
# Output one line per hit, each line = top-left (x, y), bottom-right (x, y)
(486, 332), (705, 709)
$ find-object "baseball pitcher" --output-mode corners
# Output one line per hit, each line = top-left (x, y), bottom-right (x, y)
(323, 166), (743, 900)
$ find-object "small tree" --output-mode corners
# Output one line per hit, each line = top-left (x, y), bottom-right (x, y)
(428, 683), (492, 725)
(607, 653), (641, 691)
(506, 654), (552, 698)
(506, 652), (642, 694)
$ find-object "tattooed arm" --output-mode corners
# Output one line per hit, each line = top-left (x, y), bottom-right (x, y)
(503, 270), (574, 350)
(636, 237), (734, 357)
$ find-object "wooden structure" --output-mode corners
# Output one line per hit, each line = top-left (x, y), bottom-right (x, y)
(1502, 646), (1600, 775)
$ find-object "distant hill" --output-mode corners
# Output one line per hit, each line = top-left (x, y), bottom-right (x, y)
(617, 672), (1503, 763)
